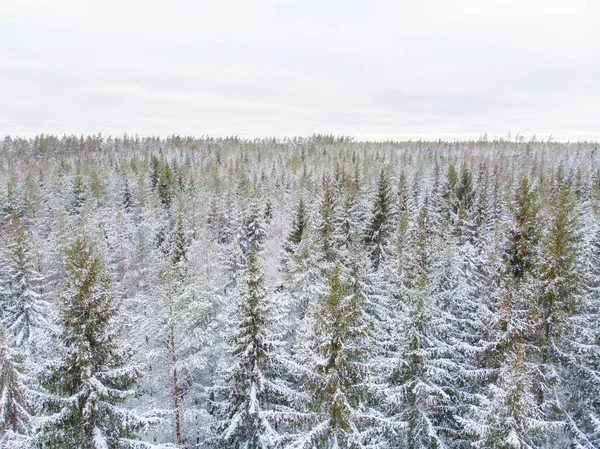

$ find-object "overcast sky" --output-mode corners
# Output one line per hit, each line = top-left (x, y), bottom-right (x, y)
(1, 0), (599, 141)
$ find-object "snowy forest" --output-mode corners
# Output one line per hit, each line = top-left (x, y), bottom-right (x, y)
(1, 133), (600, 449)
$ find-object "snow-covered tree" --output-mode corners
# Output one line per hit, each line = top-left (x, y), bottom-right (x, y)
(0, 327), (33, 447)
(365, 170), (393, 271)
(212, 249), (296, 449)
(385, 202), (458, 449)
(35, 237), (152, 448)
(0, 214), (51, 356)
(290, 264), (380, 449)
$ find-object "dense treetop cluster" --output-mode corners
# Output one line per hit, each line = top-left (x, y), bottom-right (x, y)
(1, 134), (599, 448)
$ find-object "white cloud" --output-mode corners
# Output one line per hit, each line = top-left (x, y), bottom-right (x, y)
(1, 0), (598, 140)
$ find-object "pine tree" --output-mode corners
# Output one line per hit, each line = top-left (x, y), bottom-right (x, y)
(35, 238), (150, 449)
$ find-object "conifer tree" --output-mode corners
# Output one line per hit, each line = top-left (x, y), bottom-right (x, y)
(171, 213), (188, 270)
(0, 327), (32, 447)
(318, 177), (336, 263)
(213, 249), (294, 449)
(365, 170), (392, 271)
(35, 238), (150, 449)
(157, 162), (175, 209)
(291, 265), (378, 449)
(288, 199), (308, 248)
(465, 175), (554, 448)
(461, 343), (552, 448)
(506, 176), (541, 282)
(71, 165), (86, 214)
(532, 178), (583, 444)
(385, 202), (458, 449)
(0, 214), (51, 355)
(245, 199), (267, 255)
(561, 227), (600, 448)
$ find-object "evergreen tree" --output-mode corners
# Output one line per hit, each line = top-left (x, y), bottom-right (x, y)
(157, 162), (175, 209)
(213, 249), (295, 449)
(532, 178), (583, 445)
(0, 214), (51, 355)
(245, 199), (267, 255)
(171, 213), (188, 270)
(35, 238), (150, 449)
(288, 199), (308, 248)
(291, 265), (379, 449)
(506, 176), (541, 282)
(385, 202), (458, 449)
(318, 177), (336, 263)
(461, 343), (553, 448)
(71, 165), (86, 214)
(0, 327), (32, 447)
(365, 170), (392, 271)
(561, 227), (600, 447)
(466, 175), (556, 448)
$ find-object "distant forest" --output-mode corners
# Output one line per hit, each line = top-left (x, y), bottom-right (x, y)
(1, 134), (599, 448)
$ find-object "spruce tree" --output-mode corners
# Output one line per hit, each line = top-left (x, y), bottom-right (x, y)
(385, 202), (458, 449)
(561, 227), (600, 447)
(461, 343), (552, 448)
(0, 327), (32, 447)
(0, 214), (51, 355)
(318, 177), (336, 263)
(291, 265), (378, 449)
(533, 178), (583, 445)
(245, 199), (267, 255)
(466, 175), (555, 448)
(35, 238), (149, 449)
(71, 165), (86, 214)
(171, 213), (188, 269)
(288, 199), (308, 248)
(365, 170), (392, 271)
(213, 249), (294, 449)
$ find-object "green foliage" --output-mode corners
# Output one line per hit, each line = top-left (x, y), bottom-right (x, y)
(506, 176), (541, 282)
(288, 199), (308, 247)
(297, 264), (373, 448)
(214, 249), (289, 449)
(366, 170), (391, 271)
(158, 162), (175, 209)
(36, 238), (145, 449)
(0, 328), (31, 439)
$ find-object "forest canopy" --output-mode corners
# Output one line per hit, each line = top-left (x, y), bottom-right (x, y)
(1, 134), (599, 449)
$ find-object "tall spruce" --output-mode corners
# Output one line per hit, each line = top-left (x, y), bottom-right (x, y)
(213, 249), (295, 449)
(0, 327), (32, 447)
(366, 170), (392, 271)
(0, 214), (51, 355)
(291, 265), (379, 449)
(35, 238), (150, 449)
